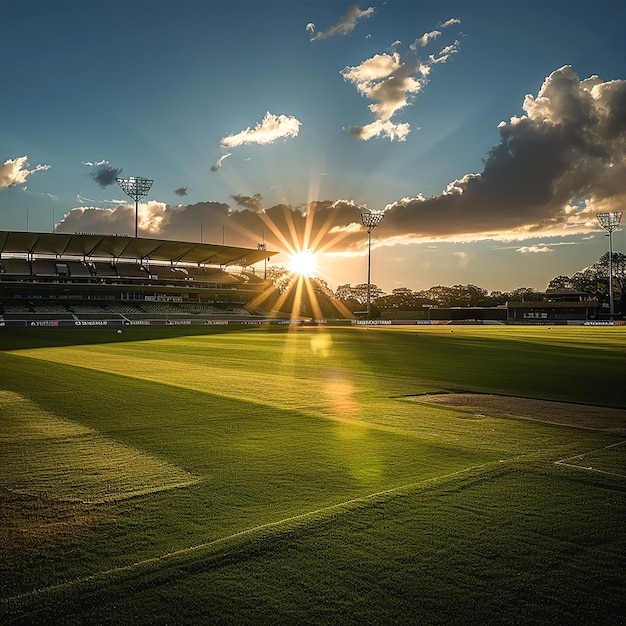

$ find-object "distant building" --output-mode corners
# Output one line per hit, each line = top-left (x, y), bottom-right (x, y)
(506, 289), (599, 323)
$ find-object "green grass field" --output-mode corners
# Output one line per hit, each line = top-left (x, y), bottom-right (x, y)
(1, 325), (625, 625)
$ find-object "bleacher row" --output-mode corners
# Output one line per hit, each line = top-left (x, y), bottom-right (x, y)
(1, 300), (253, 320)
(0, 258), (265, 285)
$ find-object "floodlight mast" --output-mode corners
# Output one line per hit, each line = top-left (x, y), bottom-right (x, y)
(597, 211), (623, 320)
(257, 242), (267, 279)
(116, 176), (154, 238)
(360, 210), (385, 317)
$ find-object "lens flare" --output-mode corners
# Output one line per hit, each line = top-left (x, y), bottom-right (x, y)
(289, 250), (317, 277)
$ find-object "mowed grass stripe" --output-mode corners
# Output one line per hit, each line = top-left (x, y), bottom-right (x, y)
(2, 458), (514, 612)
(0, 391), (201, 503)
(0, 326), (624, 623)
(8, 325), (626, 409)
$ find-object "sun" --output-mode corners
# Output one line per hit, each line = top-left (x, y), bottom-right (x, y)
(288, 249), (317, 277)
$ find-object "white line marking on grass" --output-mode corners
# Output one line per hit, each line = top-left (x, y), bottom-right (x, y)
(554, 440), (625, 477)
(3, 457), (515, 607)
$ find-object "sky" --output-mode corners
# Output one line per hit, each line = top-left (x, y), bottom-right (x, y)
(1, 0), (625, 294)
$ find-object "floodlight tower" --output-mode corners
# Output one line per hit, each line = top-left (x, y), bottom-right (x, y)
(257, 242), (267, 279)
(597, 211), (623, 319)
(116, 176), (153, 238)
(360, 210), (385, 317)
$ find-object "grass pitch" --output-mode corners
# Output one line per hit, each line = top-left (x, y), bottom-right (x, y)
(1, 324), (624, 624)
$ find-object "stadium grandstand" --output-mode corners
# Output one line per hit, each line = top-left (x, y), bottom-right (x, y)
(0, 230), (283, 327)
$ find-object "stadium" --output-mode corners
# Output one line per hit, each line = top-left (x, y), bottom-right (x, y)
(0, 230), (283, 327)
(0, 229), (619, 328)
(1, 228), (625, 625)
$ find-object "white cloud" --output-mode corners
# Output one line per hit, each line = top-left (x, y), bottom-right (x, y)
(310, 4), (375, 41)
(345, 119), (411, 141)
(219, 112), (301, 149)
(517, 244), (553, 253)
(440, 18), (461, 28)
(342, 52), (402, 84)
(82, 160), (109, 167)
(0, 156), (50, 190)
(210, 152), (232, 172)
(342, 20), (461, 141)
(429, 41), (461, 64)
(412, 30), (441, 49)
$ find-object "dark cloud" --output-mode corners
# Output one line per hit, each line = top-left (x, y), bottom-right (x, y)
(56, 198), (365, 253)
(380, 66), (626, 239)
(90, 165), (123, 188)
(231, 194), (264, 213)
(174, 187), (189, 197)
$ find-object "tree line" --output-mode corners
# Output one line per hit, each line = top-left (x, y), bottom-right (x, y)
(264, 252), (625, 317)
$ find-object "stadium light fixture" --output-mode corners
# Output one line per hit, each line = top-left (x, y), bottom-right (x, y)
(597, 211), (623, 320)
(257, 241), (268, 279)
(360, 210), (385, 317)
(116, 176), (154, 238)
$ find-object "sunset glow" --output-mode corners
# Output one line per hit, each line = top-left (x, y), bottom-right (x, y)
(1, 1), (623, 293)
(289, 250), (317, 277)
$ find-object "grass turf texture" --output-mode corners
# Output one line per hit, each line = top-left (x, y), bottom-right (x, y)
(0, 325), (624, 624)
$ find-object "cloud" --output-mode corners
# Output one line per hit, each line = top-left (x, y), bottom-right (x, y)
(210, 153), (232, 172)
(413, 30), (441, 48)
(89, 164), (123, 188)
(345, 119), (411, 141)
(0, 156), (50, 190)
(174, 187), (189, 197)
(517, 244), (553, 253)
(55, 198), (365, 255)
(57, 200), (228, 240)
(342, 20), (461, 141)
(380, 66), (626, 240)
(82, 160), (109, 167)
(310, 4), (375, 41)
(440, 18), (461, 28)
(219, 112), (301, 149)
(232, 193), (264, 213)
(54, 67), (625, 265)
(453, 251), (470, 267)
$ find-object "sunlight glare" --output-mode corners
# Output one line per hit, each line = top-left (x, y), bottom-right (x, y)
(289, 249), (317, 277)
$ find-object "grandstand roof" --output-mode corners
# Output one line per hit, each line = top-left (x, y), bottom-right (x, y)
(0, 231), (277, 266)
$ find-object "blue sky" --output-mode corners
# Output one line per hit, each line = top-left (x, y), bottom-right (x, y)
(1, 0), (624, 293)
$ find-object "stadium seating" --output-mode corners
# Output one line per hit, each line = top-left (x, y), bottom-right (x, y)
(0, 232), (280, 322)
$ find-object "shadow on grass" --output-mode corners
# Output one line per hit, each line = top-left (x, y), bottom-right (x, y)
(0, 324), (266, 351)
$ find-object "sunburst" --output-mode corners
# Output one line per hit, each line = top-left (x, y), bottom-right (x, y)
(242, 203), (356, 322)
(288, 249), (317, 277)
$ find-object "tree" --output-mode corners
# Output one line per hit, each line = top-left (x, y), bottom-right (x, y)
(546, 252), (625, 314)
(547, 275), (573, 291)
(417, 284), (489, 307)
(508, 287), (543, 302)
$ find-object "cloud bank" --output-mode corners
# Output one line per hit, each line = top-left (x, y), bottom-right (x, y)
(380, 66), (626, 239)
(57, 67), (625, 261)
(0, 156), (50, 190)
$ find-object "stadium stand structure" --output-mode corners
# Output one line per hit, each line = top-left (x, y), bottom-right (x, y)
(0, 231), (282, 326)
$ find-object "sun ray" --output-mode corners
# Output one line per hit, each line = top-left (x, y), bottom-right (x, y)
(289, 250), (317, 277)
